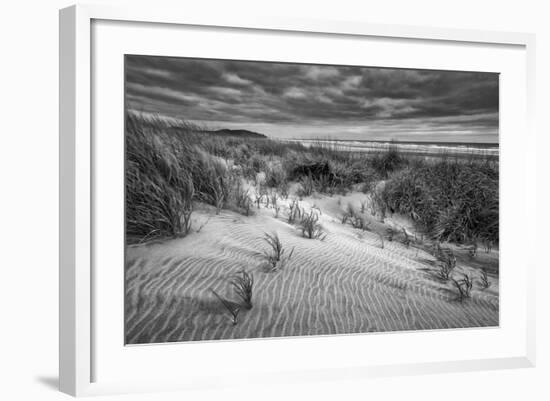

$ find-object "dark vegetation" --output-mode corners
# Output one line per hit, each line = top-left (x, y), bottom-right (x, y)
(382, 160), (498, 243)
(230, 270), (254, 310)
(480, 269), (491, 289)
(299, 210), (327, 240)
(452, 273), (474, 302)
(126, 113), (498, 247)
(211, 128), (267, 139)
(210, 269), (254, 325)
(261, 232), (294, 271)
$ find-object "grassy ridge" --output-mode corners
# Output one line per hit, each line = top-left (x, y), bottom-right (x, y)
(125, 113), (499, 245)
(382, 160), (498, 243)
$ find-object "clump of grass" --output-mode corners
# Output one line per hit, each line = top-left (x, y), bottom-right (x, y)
(278, 181), (290, 199)
(369, 143), (406, 178)
(126, 163), (195, 239)
(265, 164), (287, 188)
(229, 180), (252, 216)
(350, 215), (370, 231)
(434, 244), (457, 281)
(314, 174), (337, 194)
(287, 199), (302, 224)
(299, 210), (327, 240)
(261, 232), (294, 271)
(211, 289), (241, 325)
(230, 270), (254, 310)
(483, 239), (494, 253)
(297, 174), (315, 197)
(202, 179), (225, 215)
(270, 192), (278, 209)
(467, 242), (478, 258)
(451, 273), (473, 302)
(126, 114), (233, 241)
(247, 154), (267, 177)
(480, 269), (491, 289)
(126, 122), (197, 238)
(381, 159), (498, 244)
(341, 203), (357, 225)
(254, 191), (264, 209)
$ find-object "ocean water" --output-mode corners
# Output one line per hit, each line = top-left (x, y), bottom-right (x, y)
(286, 139), (499, 158)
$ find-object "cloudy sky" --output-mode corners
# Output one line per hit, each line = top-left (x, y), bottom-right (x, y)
(125, 55), (499, 143)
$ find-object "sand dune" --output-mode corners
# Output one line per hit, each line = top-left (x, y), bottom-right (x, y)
(125, 193), (499, 344)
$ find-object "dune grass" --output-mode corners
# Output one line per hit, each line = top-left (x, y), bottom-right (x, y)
(452, 273), (474, 302)
(211, 289), (241, 325)
(261, 232), (294, 271)
(230, 270), (254, 310)
(126, 112), (498, 247)
(380, 158), (498, 244)
(299, 210), (327, 240)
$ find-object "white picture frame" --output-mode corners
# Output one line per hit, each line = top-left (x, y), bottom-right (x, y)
(59, 4), (536, 397)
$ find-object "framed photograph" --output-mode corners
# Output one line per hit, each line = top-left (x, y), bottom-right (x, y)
(59, 4), (536, 397)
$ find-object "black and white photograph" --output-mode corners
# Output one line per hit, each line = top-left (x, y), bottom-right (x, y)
(124, 55), (499, 344)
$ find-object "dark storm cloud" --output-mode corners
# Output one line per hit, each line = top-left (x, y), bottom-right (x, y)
(125, 55), (499, 142)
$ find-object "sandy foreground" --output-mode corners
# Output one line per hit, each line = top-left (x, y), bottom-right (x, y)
(125, 190), (499, 344)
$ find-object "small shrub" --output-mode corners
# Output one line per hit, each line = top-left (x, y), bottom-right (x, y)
(249, 154), (267, 174)
(201, 175), (227, 215)
(340, 202), (357, 225)
(480, 269), (490, 289)
(262, 232), (294, 271)
(211, 289), (241, 325)
(299, 210), (327, 240)
(126, 166), (195, 239)
(288, 199), (302, 224)
(359, 179), (375, 194)
(265, 165), (287, 188)
(434, 243), (457, 281)
(297, 174), (315, 197)
(270, 193), (278, 209)
(468, 242), (478, 258)
(254, 192), (264, 209)
(230, 270), (254, 310)
(381, 159), (498, 244)
(351, 215), (370, 231)
(232, 181), (253, 216)
(452, 273), (473, 302)
(278, 181), (290, 199)
(369, 144), (406, 178)
(314, 174), (337, 194)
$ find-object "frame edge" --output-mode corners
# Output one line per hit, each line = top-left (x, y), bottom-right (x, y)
(61, 4), (537, 395)
(59, 5), (77, 396)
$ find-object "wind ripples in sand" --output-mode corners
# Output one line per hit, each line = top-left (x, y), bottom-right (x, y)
(125, 210), (498, 344)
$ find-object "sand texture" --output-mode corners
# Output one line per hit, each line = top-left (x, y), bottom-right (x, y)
(125, 192), (498, 344)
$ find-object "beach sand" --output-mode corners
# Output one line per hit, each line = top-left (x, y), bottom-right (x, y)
(125, 190), (499, 344)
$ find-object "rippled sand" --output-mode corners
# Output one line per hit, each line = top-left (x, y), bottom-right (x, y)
(125, 193), (499, 344)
